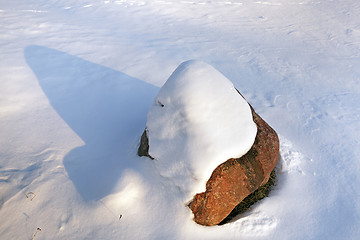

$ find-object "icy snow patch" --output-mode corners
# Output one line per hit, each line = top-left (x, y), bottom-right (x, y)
(147, 60), (257, 197)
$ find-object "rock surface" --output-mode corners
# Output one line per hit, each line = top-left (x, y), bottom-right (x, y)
(188, 95), (279, 226)
(138, 130), (153, 159)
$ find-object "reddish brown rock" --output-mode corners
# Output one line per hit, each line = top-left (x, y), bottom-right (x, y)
(188, 97), (279, 226)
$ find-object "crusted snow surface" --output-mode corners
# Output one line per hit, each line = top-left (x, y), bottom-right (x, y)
(147, 60), (257, 196)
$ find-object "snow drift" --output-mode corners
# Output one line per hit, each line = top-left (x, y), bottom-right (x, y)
(146, 60), (257, 197)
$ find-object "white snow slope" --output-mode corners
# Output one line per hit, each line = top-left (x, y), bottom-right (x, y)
(1, 0), (360, 239)
(147, 60), (257, 198)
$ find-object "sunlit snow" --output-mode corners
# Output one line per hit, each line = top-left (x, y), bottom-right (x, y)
(1, 0), (360, 239)
(147, 60), (257, 196)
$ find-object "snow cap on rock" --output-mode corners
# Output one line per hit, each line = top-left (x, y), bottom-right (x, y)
(147, 60), (257, 196)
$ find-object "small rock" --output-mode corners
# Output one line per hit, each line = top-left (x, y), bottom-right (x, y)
(138, 129), (153, 159)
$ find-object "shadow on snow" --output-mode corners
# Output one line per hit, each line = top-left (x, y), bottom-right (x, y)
(25, 45), (158, 201)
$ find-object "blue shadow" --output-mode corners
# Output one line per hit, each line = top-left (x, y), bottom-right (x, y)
(25, 45), (158, 201)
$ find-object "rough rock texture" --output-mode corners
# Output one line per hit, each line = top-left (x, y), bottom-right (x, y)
(188, 96), (279, 226)
(138, 130), (153, 159)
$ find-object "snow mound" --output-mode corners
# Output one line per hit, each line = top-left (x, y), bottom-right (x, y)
(147, 60), (257, 196)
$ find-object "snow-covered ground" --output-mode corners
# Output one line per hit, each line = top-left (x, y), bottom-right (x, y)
(1, 0), (360, 239)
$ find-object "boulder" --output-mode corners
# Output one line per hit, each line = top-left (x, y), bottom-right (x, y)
(188, 96), (279, 226)
(137, 60), (279, 226)
(138, 90), (279, 226)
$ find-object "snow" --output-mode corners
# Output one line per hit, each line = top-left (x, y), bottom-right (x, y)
(147, 60), (257, 197)
(1, 0), (360, 239)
